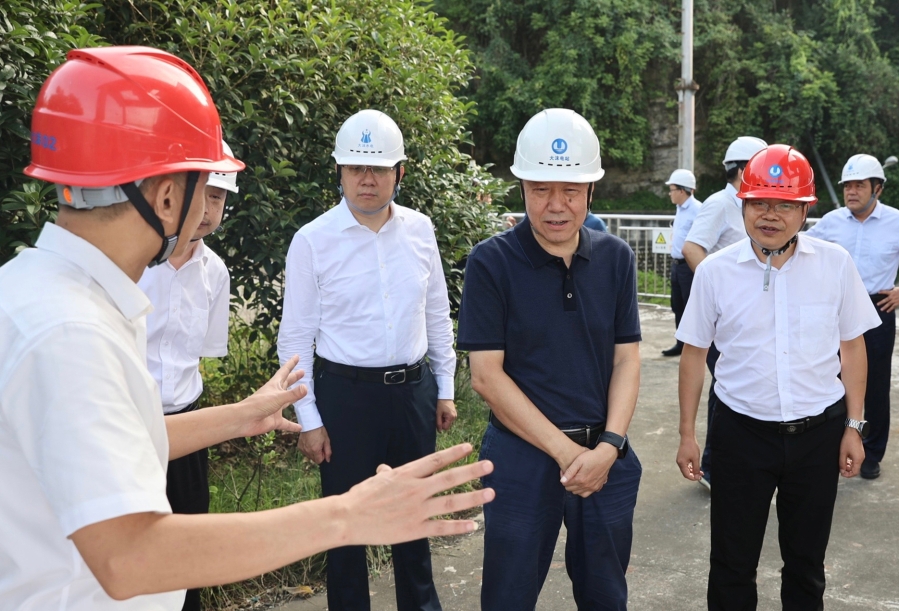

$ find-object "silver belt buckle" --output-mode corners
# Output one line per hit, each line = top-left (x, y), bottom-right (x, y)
(384, 369), (406, 384)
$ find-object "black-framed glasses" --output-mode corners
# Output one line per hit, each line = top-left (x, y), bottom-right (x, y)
(343, 165), (394, 177)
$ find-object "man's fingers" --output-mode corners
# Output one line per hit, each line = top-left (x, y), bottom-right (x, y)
(560, 458), (582, 485)
(423, 488), (496, 519)
(278, 420), (303, 434)
(397, 444), (475, 478)
(419, 459), (494, 498)
(420, 518), (482, 539)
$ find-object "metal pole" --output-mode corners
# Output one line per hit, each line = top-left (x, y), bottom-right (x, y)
(677, 0), (696, 171)
(808, 137), (840, 207)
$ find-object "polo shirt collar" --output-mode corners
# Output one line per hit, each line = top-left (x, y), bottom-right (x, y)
(335, 198), (400, 232)
(514, 215), (592, 269)
(35, 223), (152, 321)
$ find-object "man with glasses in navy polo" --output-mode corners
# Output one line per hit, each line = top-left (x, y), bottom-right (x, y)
(458, 108), (643, 611)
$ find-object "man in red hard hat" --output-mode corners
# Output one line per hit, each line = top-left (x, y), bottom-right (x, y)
(675, 144), (879, 610)
(0, 46), (492, 611)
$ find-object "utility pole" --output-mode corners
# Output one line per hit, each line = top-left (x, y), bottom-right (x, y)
(676, 0), (699, 171)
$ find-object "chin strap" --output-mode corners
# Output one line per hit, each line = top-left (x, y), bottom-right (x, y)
(855, 192), (878, 217)
(756, 234), (798, 292)
(120, 171), (200, 266)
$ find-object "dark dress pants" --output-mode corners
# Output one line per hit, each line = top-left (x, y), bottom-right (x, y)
(165, 401), (209, 611)
(670, 260), (695, 350)
(479, 423), (642, 611)
(862, 307), (894, 464)
(317, 364), (441, 611)
(708, 404), (843, 611)
(700, 343), (720, 478)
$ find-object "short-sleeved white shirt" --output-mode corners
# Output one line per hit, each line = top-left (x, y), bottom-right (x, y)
(676, 235), (880, 421)
(684, 183), (745, 253)
(0, 224), (183, 610)
(138, 240), (230, 413)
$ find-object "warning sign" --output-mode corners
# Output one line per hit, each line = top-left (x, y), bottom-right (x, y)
(652, 228), (673, 254)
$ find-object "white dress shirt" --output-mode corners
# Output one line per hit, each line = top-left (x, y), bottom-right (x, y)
(277, 200), (456, 431)
(139, 240), (230, 413)
(805, 202), (899, 294)
(676, 235), (880, 421)
(0, 224), (182, 610)
(671, 195), (702, 259)
(684, 183), (745, 253)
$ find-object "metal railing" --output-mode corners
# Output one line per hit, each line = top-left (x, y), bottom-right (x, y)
(503, 212), (820, 302)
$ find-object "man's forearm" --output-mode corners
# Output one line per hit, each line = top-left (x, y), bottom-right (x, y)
(469, 353), (578, 465)
(682, 241), (707, 272)
(678, 344), (709, 436)
(840, 336), (868, 420)
(165, 404), (243, 460)
(604, 342), (640, 436)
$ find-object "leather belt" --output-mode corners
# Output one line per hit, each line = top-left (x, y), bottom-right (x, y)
(722, 398), (846, 435)
(489, 413), (606, 448)
(870, 293), (886, 304)
(318, 356), (426, 385)
(672, 258), (686, 264)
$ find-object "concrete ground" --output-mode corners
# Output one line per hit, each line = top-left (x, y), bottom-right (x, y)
(278, 306), (899, 611)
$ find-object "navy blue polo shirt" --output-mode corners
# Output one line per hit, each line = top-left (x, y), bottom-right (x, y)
(457, 216), (641, 428)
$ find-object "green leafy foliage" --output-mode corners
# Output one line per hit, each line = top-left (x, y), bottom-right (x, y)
(91, 0), (508, 345)
(0, 0), (104, 261)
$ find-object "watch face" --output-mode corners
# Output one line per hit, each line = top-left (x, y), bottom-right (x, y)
(860, 421), (870, 438)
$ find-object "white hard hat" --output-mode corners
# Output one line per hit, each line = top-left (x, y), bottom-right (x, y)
(332, 109), (407, 167)
(840, 154), (887, 183)
(665, 169), (696, 190)
(723, 136), (768, 168)
(510, 109), (604, 183)
(206, 141), (240, 193)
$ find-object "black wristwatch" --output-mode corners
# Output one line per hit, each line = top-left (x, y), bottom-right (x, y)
(845, 418), (870, 438)
(598, 431), (629, 459)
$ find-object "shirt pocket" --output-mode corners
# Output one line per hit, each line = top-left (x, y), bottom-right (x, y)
(799, 304), (837, 356)
(186, 307), (209, 357)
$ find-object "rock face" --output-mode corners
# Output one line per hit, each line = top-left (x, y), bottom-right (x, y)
(597, 99), (715, 200)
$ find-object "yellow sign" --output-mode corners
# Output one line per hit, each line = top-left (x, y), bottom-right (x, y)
(655, 233), (667, 245)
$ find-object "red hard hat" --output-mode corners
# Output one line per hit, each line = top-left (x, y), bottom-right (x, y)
(24, 46), (244, 187)
(737, 144), (817, 205)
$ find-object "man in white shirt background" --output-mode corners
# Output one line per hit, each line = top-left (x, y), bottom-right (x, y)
(138, 141), (238, 610)
(0, 46), (492, 611)
(676, 144), (877, 610)
(662, 169), (701, 357)
(806, 154), (899, 480)
(680, 135), (768, 488)
(278, 109), (457, 611)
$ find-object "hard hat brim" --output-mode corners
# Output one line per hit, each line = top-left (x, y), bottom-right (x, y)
(25, 157), (245, 188)
(332, 154), (406, 167)
(737, 188), (817, 205)
(511, 166), (605, 183)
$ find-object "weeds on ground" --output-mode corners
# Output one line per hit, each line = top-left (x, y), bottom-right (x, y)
(197, 321), (490, 609)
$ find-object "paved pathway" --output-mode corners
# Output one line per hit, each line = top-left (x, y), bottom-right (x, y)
(278, 307), (899, 610)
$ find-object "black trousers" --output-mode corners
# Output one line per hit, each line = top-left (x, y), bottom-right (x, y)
(701, 343), (721, 477)
(862, 307), (895, 464)
(165, 401), (210, 611)
(670, 260), (695, 349)
(316, 362), (441, 611)
(708, 403), (843, 611)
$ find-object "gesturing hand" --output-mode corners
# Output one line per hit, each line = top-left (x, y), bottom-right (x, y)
(233, 355), (306, 439)
(342, 444), (495, 545)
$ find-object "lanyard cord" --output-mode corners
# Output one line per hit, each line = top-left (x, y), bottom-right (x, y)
(757, 234), (798, 291)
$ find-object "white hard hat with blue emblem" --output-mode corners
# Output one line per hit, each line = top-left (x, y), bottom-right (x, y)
(510, 109), (604, 183)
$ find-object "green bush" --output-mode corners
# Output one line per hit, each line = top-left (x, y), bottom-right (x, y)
(94, 0), (509, 343)
(0, 0), (105, 261)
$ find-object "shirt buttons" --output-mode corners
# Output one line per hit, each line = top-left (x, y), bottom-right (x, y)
(388, 323), (393, 329)
(567, 293), (573, 298)
(384, 293), (389, 299)
(164, 341), (169, 346)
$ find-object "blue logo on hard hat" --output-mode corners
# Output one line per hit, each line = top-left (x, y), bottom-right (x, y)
(361, 129), (372, 144)
(768, 164), (783, 178)
(552, 139), (568, 154)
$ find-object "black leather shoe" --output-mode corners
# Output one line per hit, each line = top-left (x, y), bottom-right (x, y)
(860, 460), (881, 480)
(661, 345), (683, 357)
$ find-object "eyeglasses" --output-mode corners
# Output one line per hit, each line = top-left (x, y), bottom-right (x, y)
(342, 165), (395, 177)
(747, 201), (804, 214)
